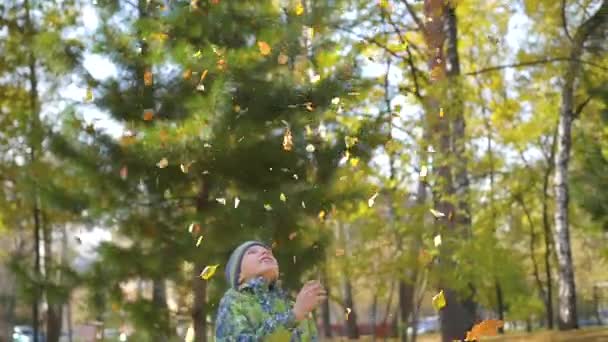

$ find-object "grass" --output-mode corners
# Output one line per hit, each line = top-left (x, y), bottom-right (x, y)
(326, 327), (608, 341)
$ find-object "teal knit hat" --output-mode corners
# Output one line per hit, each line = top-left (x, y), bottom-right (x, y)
(224, 241), (270, 288)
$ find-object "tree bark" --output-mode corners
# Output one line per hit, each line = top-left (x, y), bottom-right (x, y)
(343, 279), (359, 339)
(553, 0), (607, 330)
(43, 214), (62, 342)
(398, 280), (413, 342)
(541, 129), (558, 329)
(152, 279), (169, 342)
(24, 0), (42, 339)
(193, 180), (210, 342)
(320, 264), (333, 338)
(423, 1), (474, 340)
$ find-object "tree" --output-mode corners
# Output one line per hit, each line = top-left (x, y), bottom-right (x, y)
(552, 0), (607, 329)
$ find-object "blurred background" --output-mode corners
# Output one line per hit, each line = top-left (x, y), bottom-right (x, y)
(0, 0), (607, 341)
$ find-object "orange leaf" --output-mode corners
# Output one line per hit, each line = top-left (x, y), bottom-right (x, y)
(183, 69), (192, 80)
(143, 109), (154, 121)
(258, 41), (271, 56)
(464, 320), (504, 341)
(144, 69), (153, 86)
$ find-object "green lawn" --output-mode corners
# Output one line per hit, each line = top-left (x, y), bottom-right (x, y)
(327, 327), (608, 341)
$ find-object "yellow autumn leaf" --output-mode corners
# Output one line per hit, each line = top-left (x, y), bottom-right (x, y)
(430, 208), (445, 218)
(282, 128), (293, 151)
(295, 1), (304, 15)
(183, 69), (192, 80)
(440, 107), (444, 118)
(335, 249), (345, 257)
(432, 290), (446, 311)
(84, 87), (94, 102)
(144, 69), (153, 86)
(280, 193), (287, 202)
(434, 234), (442, 247)
(368, 192), (379, 208)
(278, 53), (288, 65)
(200, 264), (219, 280)
(157, 157), (168, 168)
(258, 41), (271, 56)
(345, 307), (352, 320)
(288, 232), (297, 240)
(420, 165), (428, 178)
(196, 236), (204, 247)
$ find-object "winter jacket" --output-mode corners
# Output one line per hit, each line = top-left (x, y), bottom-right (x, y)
(215, 276), (318, 342)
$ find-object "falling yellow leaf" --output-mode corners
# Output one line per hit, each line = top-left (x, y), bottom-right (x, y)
(335, 248), (345, 257)
(157, 157), (169, 168)
(234, 197), (240, 208)
(368, 192), (379, 208)
(180, 163), (190, 173)
(264, 204), (273, 211)
(280, 193), (287, 202)
(144, 69), (153, 86)
(295, 1), (304, 15)
(200, 69), (208, 83)
(289, 232), (297, 240)
(150, 32), (169, 41)
(200, 264), (219, 280)
(277, 53), (289, 65)
(216, 198), (226, 205)
(465, 320), (504, 341)
(345, 136), (358, 149)
(301, 201), (306, 208)
(430, 208), (445, 218)
(283, 128), (293, 151)
(318, 210), (326, 221)
(258, 41), (271, 56)
(440, 107), (444, 118)
(143, 109), (154, 121)
(434, 234), (442, 247)
(305, 102), (314, 112)
(345, 307), (352, 320)
(350, 158), (360, 167)
(420, 165), (428, 178)
(293, 255), (297, 264)
(432, 290), (446, 311)
(305, 144), (315, 153)
(188, 223), (201, 234)
(193, 50), (203, 58)
(84, 87), (94, 102)
(196, 236), (204, 247)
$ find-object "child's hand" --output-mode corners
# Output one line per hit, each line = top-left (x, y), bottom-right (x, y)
(293, 280), (327, 321)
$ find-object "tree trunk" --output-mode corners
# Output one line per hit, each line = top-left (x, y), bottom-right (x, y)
(321, 265), (333, 338)
(25, 0), (42, 334)
(43, 218), (63, 342)
(343, 278), (359, 339)
(423, 1), (474, 340)
(193, 180), (210, 342)
(553, 0), (606, 330)
(398, 280), (413, 342)
(495, 281), (505, 334)
(153, 279), (169, 342)
(541, 130), (557, 330)
(371, 295), (378, 342)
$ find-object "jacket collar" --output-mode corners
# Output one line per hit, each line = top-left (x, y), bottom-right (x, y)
(238, 276), (280, 294)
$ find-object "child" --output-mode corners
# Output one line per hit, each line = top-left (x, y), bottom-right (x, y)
(215, 241), (326, 341)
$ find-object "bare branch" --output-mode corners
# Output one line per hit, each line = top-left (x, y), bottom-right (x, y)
(573, 95), (594, 119)
(465, 57), (608, 76)
(400, 0), (426, 33)
(562, 0), (574, 42)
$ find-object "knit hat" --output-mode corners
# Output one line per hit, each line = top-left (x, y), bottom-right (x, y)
(224, 241), (270, 288)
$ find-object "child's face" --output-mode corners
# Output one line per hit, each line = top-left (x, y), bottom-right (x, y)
(239, 245), (279, 284)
